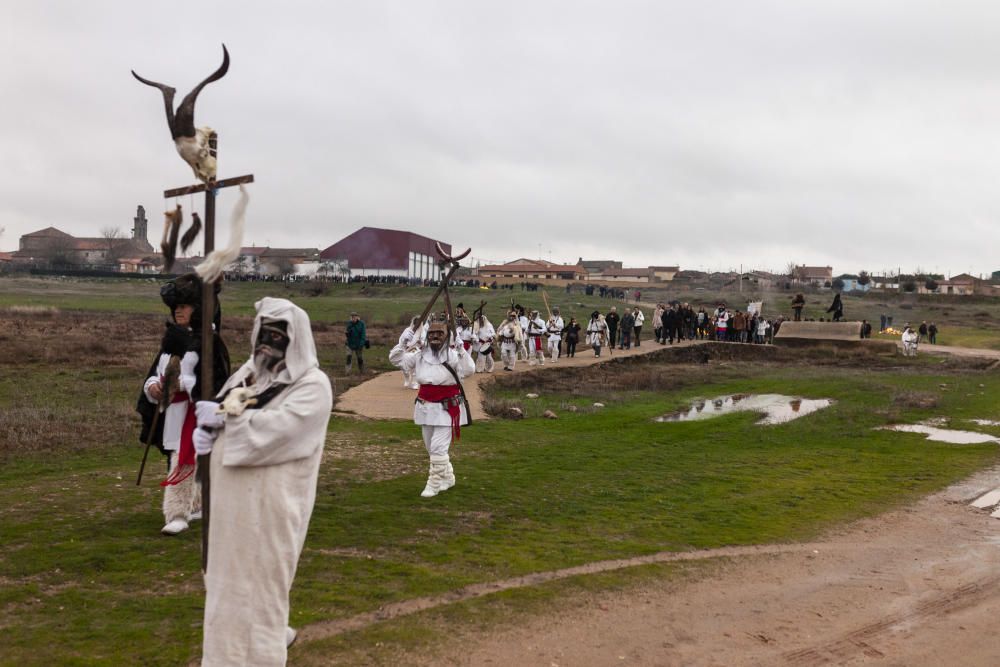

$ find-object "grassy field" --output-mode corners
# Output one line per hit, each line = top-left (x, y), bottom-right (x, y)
(2, 275), (998, 349)
(2, 277), (1000, 664)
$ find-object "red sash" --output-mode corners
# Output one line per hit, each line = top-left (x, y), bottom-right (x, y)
(161, 389), (197, 487)
(417, 384), (463, 442)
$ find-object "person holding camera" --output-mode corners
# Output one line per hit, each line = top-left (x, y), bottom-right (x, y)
(345, 311), (368, 374)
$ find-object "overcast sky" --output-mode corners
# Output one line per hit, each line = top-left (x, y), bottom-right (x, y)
(3, 1), (1000, 277)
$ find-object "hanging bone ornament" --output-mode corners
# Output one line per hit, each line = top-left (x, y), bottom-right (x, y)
(217, 387), (258, 417)
(132, 45), (230, 184)
(161, 205), (183, 271)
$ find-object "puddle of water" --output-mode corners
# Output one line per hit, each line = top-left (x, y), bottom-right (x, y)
(970, 419), (1000, 427)
(655, 393), (833, 425)
(878, 424), (1000, 444)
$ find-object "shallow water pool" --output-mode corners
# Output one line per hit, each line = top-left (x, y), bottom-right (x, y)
(655, 394), (833, 425)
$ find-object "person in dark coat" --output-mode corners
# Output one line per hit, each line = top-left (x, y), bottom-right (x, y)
(605, 306), (621, 348)
(620, 310), (635, 349)
(564, 317), (581, 357)
(825, 292), (843, 322)
(136, 273), (231, 535)
(791, 293), (806, 321)
(345, 311), (368, 374)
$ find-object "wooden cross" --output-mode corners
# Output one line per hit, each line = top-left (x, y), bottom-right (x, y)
(163, 133), (253, 571)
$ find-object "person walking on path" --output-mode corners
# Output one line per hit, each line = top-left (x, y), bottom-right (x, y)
(587, 311), (609, 357)
(389, 315), (474, 498)
(396, 317), (422, 388)
(826, 292), (844, 322)
(632, 307), (645, 346)
(546, 307), (564, 362)
(564, 317), (581, 357)
(345, 311), (368, 374)
(620, 309), (635, 349)
(928, 322), (938, 344)
(605, 306), (620, 349)
(918, 321), (928, 343)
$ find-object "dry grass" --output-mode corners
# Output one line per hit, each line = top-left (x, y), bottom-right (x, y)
(892, 390), (941, 409)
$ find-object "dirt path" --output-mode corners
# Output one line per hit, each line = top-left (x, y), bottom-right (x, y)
(298, 468), (1000, 666)
(335, 338), (689, 420)
(436, 467), (1000, 666)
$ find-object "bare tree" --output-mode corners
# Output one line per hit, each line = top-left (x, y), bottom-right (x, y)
(101, 226), (129, 266)
(41, 235), (77, 267)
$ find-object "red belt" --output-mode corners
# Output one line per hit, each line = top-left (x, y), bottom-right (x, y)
(162, 389), (196, 487)
(417, 384), (463, 442)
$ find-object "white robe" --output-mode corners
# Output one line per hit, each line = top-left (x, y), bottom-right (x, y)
(202, 298), (333, 667)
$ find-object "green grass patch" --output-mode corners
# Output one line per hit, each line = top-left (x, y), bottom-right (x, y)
(2, 362), (999, 664)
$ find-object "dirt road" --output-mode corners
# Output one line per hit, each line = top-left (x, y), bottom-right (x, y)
(437, 467), (1000, 666)
(298, 468), (1000, 666)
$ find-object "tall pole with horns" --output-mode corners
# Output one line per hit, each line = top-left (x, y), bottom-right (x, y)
(134, 46), (254, 572)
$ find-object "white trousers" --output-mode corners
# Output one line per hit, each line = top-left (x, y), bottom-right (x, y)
(501, 343), (517, 369)
(476, 348), (494, 372)
(421, 425), (453, 458)
(547, 338), (560, 360)
(163, 454), (200, 522)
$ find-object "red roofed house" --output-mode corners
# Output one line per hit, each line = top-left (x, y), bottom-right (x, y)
(320, 227), (452, 280)
(475, 259), (586, 281)
(793, 265), (834, 286)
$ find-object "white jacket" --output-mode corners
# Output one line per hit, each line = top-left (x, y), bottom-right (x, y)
(389, 343), (475, 426)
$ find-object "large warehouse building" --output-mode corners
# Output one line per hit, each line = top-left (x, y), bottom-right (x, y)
(320, 227), (452, 280)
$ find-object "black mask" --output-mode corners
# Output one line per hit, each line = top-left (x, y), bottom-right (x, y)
(254, 321), (289, 370)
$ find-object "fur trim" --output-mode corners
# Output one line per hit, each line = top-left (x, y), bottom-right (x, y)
(196, 185), (249, 283)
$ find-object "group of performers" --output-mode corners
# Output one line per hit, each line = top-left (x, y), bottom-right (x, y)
(394, 303), (570, 378)
(133, 281), (605, 665)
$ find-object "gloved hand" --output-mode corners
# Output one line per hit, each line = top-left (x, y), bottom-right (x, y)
(196, 401), (225, 429)
(193, 426), (218, 456)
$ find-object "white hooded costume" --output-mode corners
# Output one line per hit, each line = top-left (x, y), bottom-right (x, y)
(200, 297), (333, 667)
(546, 313), (564, 361)
(473, 316), (496, 373)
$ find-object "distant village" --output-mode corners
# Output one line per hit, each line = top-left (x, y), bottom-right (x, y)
(2, 208), (998, 296)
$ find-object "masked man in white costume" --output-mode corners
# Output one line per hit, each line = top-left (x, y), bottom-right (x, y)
(516, 305), (530, 361)
(454, 304), (474, 352)
(526, 309), (547, 365)
(473, 312), (495, 373)
(546, 307), (564, 362)
(497, 310), (523, 372)
(396, 316), (422, 389)
(193, 297), (333, 666)
(389, 315), (475, 497)
(587, 310), (609, 357)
